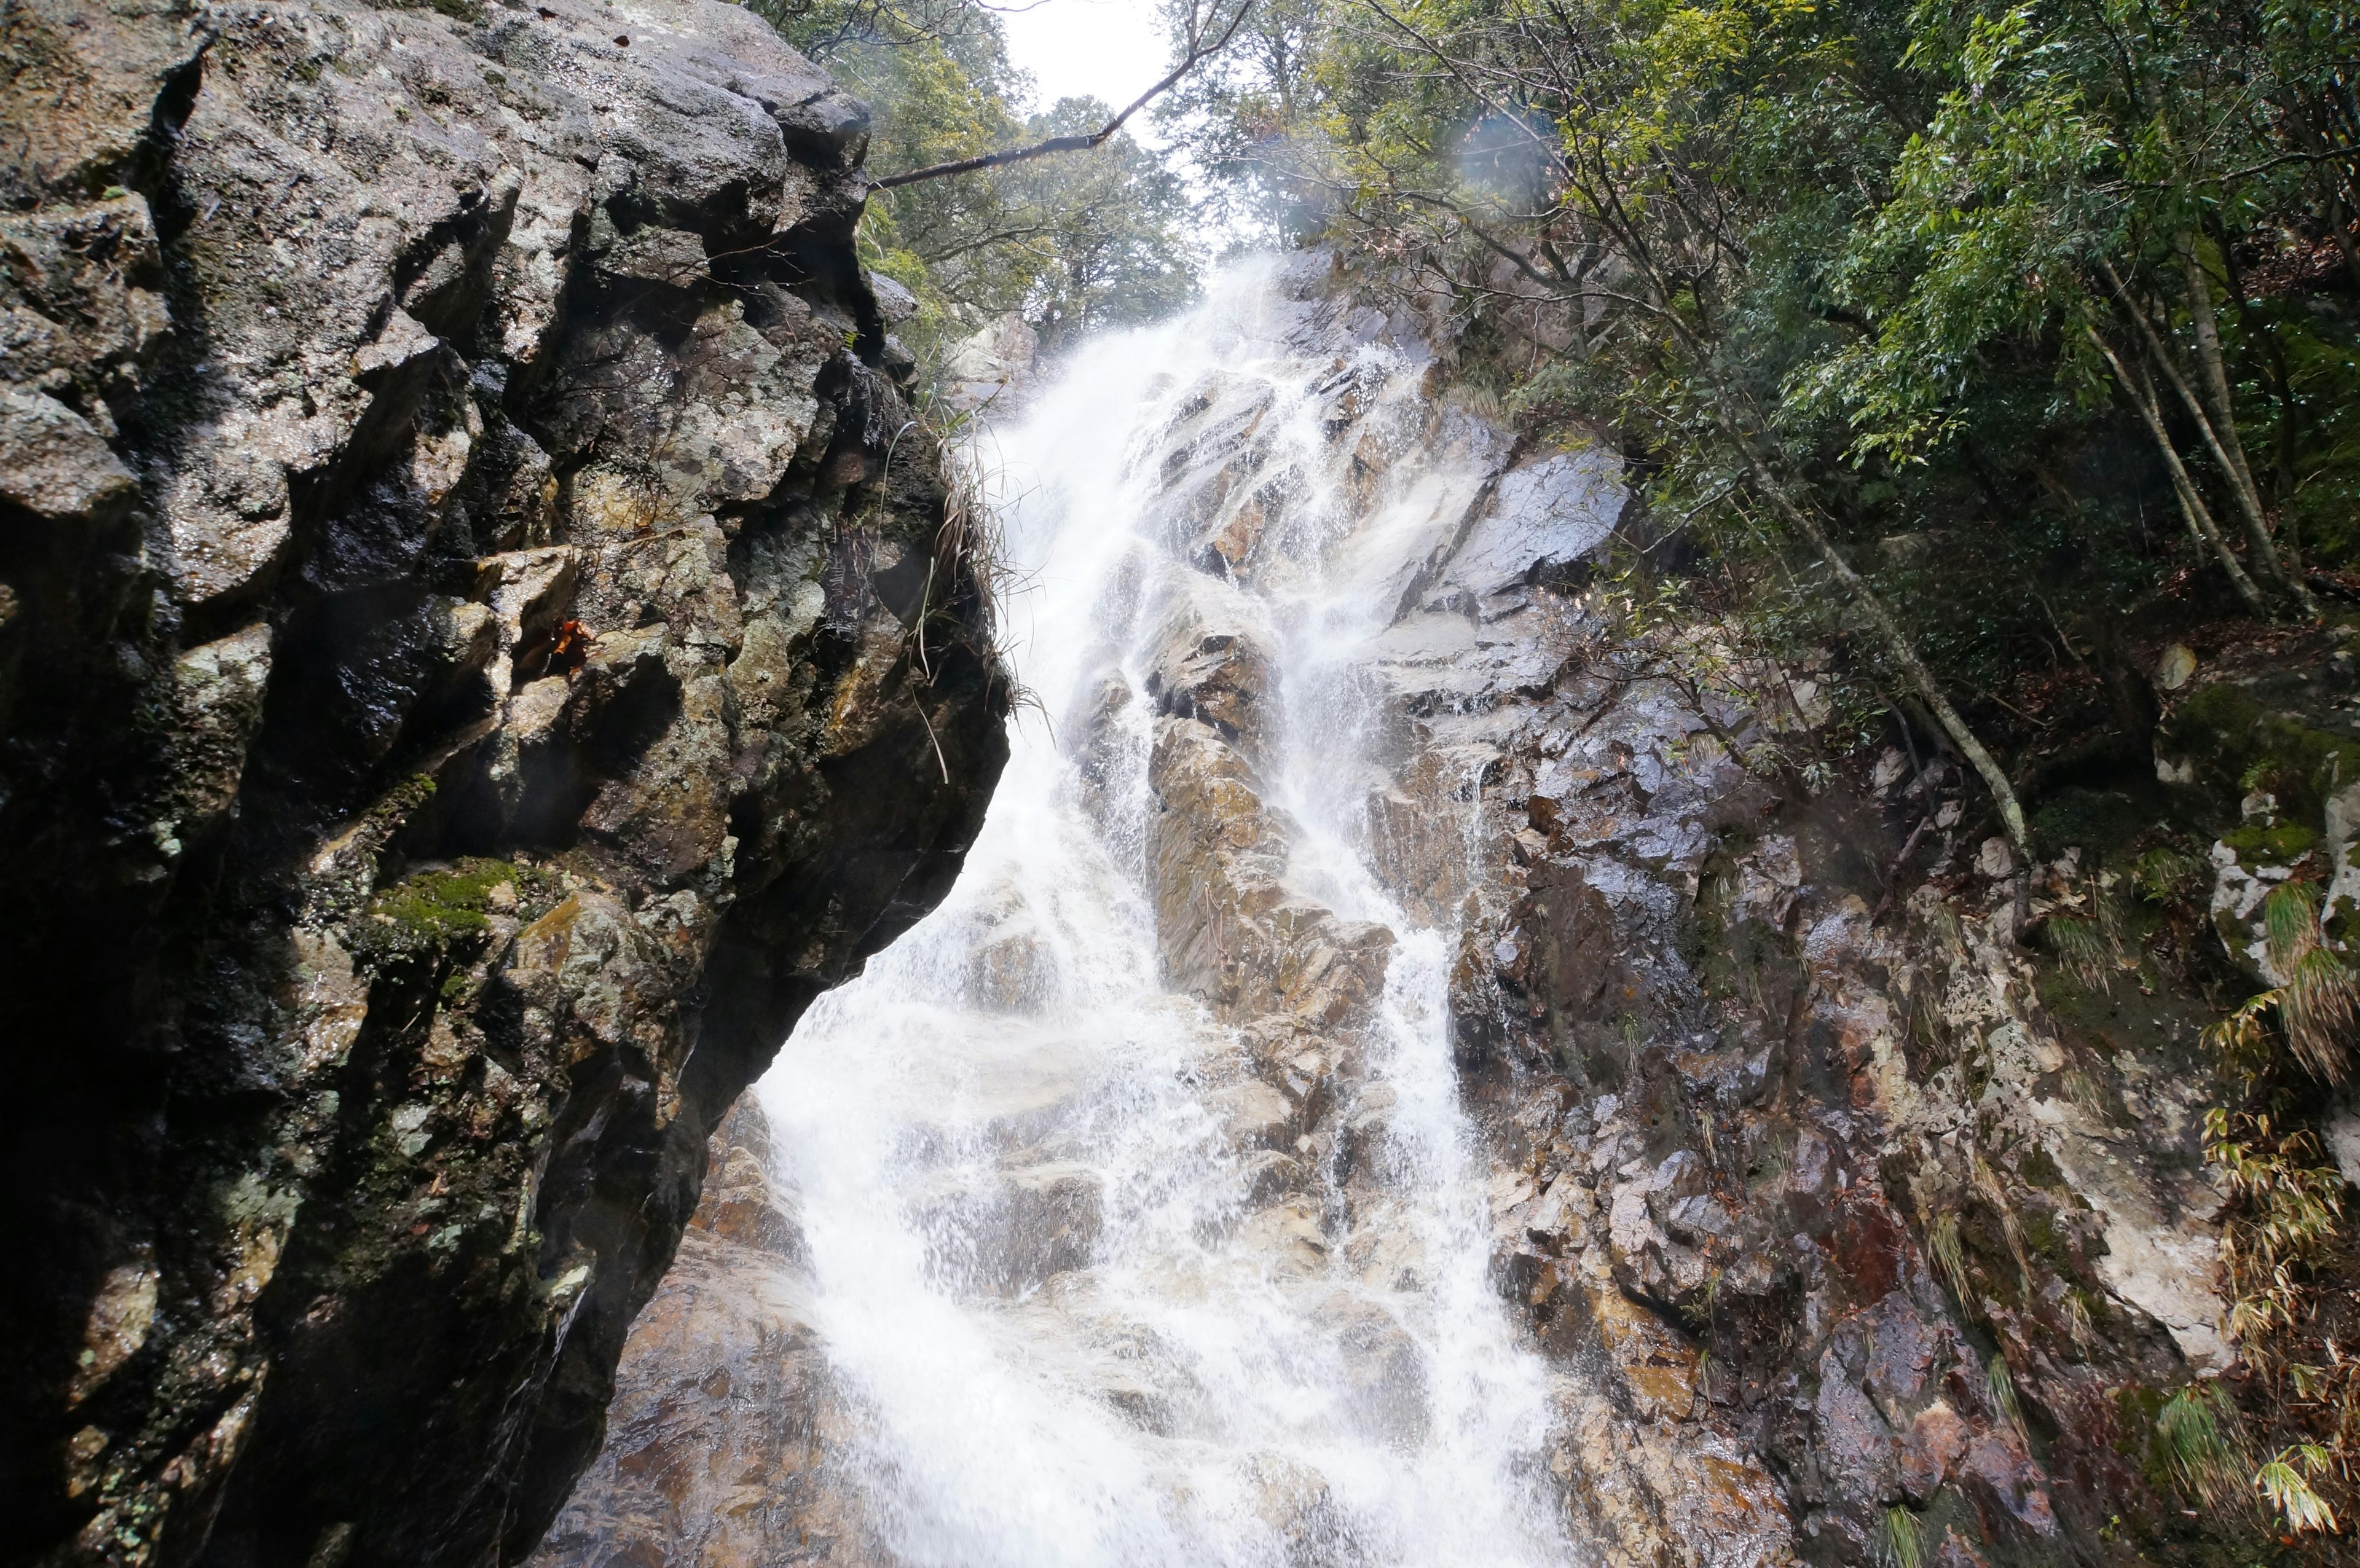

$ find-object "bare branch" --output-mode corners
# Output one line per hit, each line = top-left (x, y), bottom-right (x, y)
(870, 0), (1256, 189)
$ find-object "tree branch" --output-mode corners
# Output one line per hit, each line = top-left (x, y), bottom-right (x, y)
(870, 0), (1255, 189)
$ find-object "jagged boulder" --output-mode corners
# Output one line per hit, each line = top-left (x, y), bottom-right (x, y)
(0, 4), (1005, 1565)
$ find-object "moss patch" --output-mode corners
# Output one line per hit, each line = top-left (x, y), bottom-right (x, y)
(2163, 684), (2360, 825)
(354, 858), (556, 966)
(2219, 819), (2319, 866)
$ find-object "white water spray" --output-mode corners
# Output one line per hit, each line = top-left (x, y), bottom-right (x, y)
(756, 259), (1575, 1568)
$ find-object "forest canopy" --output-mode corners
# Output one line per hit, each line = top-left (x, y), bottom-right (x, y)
(746, 0), (1207, 364)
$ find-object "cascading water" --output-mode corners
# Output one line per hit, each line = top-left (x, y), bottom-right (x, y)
(752, 256), (1589, 1568)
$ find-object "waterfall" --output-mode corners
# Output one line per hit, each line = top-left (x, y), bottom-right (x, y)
(752, 255), (1613, 1567)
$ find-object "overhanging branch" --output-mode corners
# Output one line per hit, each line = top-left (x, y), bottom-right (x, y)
(869, 0), (1255, 189)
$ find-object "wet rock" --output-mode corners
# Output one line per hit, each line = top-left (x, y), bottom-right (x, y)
(1146, 716), (1396, 1028)
(532, 1102), (883, 1568)
(1239, 1150), (1308, 1204)
(1424, 445), (1618, 612)
(0, 388), (139, 523)
(167, 624), (275, 838)
(998, 1162), (1106, 1288)
(1244, 1452), (1358, 1568)
(1142, 578), (1275, 762)
(1211, 1080), (1299, 1151)
(1233, 1200), (1331, 1280)
(1326, 1294), (1431, 1446)
(1, 3), (1006, 1564)
(941, 312), (1039, 415)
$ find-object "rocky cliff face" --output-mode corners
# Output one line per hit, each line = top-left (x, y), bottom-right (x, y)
(532, 258), (2359, 1566)
(0, 2), (1006, 1564)
(1305, 270), (2354, 1564)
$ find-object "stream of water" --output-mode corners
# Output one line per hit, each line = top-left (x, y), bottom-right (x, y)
(753, 260), (1571, 1568)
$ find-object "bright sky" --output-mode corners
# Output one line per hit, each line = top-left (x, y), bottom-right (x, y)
(997, 0), (1174, 140)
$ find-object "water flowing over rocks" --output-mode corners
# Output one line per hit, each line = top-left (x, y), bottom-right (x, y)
(541, 255), (2267, 1567)
(1, 4), (1005, 1565)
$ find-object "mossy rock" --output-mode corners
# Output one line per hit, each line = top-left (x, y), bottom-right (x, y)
(2016, 1143), (2067, 1192)
(353, 858), (555, 965)
(2161, 683), (2360, 825)
(2217, 818), (2319, 868)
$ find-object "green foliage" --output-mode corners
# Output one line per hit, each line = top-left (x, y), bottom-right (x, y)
(1162, 0), (2360, 820)
(2204, 1107), (2346, 1340)
(2131, 842), (2211, 910)
(2208, 883), (2360, 1084)
(2258, 1443), (2341, 1534)
(1877, 1505), (1929, 1568)
(2155, 1381), (2255, 1513)
(2045, 915), (2117, 991)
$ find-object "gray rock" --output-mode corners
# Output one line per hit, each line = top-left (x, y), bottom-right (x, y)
(0, 4), (1005, 1566)
(1437, 445), (1619, 602)
(0, 388), (138, 522)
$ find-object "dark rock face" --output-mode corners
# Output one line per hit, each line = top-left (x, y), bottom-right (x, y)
(0, 3), (1007, 1565)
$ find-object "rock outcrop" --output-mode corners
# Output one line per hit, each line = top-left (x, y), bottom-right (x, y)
(0, 3), (1006, 1566)
(1324, 265), (2320, 1559)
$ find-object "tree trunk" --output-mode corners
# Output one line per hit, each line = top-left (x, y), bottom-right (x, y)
(2088, 326), (2275, 619)
(2179, 238), (2265, 517)
(2099, 256), (2313, 616)
(1724, 440), (2032, 861)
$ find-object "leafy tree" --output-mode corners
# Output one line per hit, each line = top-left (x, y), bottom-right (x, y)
(1164, 0), (2360, 863)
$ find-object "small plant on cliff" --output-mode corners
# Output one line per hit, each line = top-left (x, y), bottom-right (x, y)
(2193, 874), (2360, 1542)
(2045, 913), (2120, 994)
(2259, 1443), (2341, 1534)
(1987, 1354), (2029, 1446)
(2155, 1381), (2256, 1513)
(1927, 1210), (1973, 1312)
(2131, 842), (2211, 913)
(2205, 1110), (2346, 1346)
(354, 858), (548, 966)
(889, 378), (1043, 767)
(1876, 1505), (1928, 1568)
(2213, 884), (2360, 1086)
(2203, 884), (2356, 1338)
